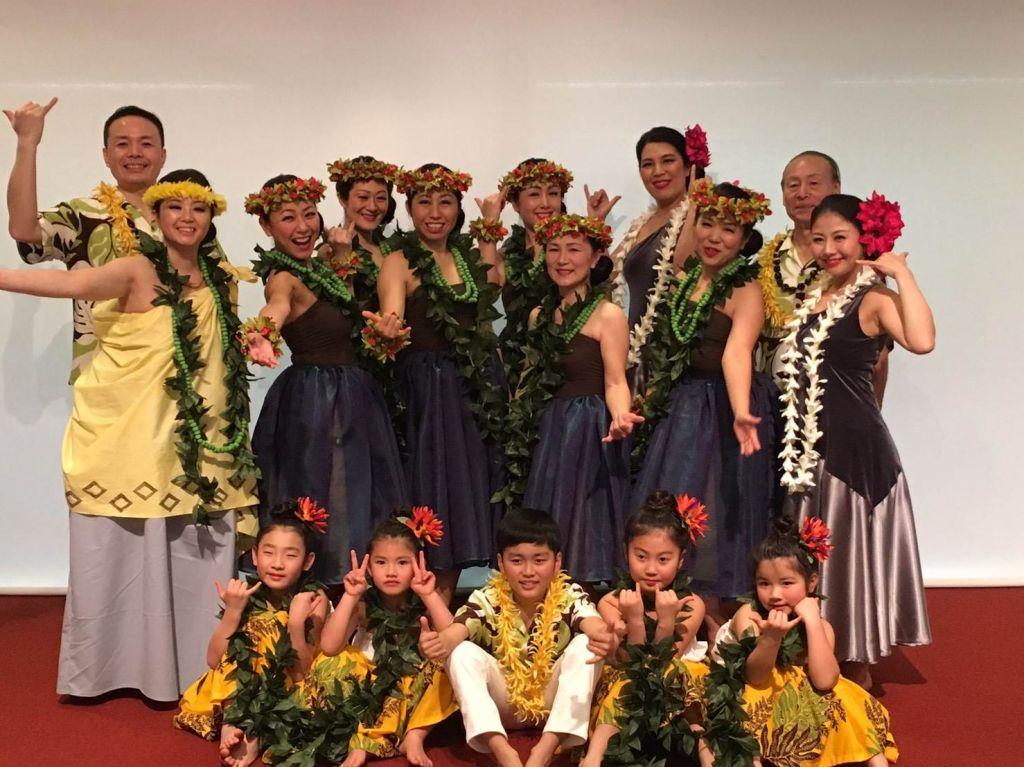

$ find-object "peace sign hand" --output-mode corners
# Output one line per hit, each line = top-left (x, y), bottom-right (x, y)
(343, 550), (370, 598)
(3, 97), (58, 146)
(410, 550), (436, 598)
(603, 411), (644, 442)
(474, 187), (507, 221)
(361, 310), (410, 341)
(327, 221), (358, 257)
(215, 578), (261, 614)
(584, 184), (621, 221)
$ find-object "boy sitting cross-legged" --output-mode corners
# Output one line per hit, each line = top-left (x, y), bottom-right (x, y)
(418, 508), (617, 767)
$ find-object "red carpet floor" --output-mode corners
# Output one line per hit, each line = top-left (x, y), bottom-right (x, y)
(0, 588), (1020, 766)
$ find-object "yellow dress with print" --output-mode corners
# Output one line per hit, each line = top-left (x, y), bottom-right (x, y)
(296, 626), (457, 758)
(174, 608), (289, 740)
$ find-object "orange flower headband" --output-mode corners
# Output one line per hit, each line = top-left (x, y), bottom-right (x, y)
(799, 517), (832, 564)
(689, 177), (771, 225)
(675, 494), (709, 544)
(500, 160), (573, 194)
(294, 496), (329, 535)
(244, 177), (327, 217)
(397, 506), (444, 548)
(397, 166), (472, 196)
(533, 213), (613, 250)
(327, 157), (400, 185)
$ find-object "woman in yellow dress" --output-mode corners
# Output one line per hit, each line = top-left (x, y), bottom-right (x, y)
(0, 169), (257, 701)
(175, 499), (330, 767)
(583, 491), (714, 767)
(716, 515), (899, 766)
(285, 510), (457, 767)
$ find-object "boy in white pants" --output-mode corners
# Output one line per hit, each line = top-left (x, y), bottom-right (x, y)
(418, 509), (617, 767)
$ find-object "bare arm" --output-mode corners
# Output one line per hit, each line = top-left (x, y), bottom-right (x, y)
(287, 591), (329, 678)
(377, 250), (411, 320)
(436, 622), (470, 654)
(4, 99), (57, 243)
(671, 200), (698, 271)
(802, 615), (840, 690)
(722, 282), (764, 420)
(477, 239), (505, 287)
(259, 271), (295, 327)
(860, 255), (935, 354)
(319, 593), (363, 657)
(0, 256), (140, 301)
(206, 606), (246, 669)
(599, 301), (632, 419)
(671, 595), (706, 654)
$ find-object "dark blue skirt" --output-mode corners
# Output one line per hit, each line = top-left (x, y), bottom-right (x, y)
(630, 372), (779, 597)
(252, 363), (408, 584)
(524, 394), (629, 583)
(395, 348), (505, 571)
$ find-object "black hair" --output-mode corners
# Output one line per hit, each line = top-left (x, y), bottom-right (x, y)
(256, 500), (316, 554)
(368, 509), (421, 555)
(810, 193), (863, 232)
(405, 162), (466, 233)
(697, 181), (765, 257)
(335, 155), (398, 230)
(496, 508), (562, 555)
(103, 105), (165, 146)
(152, 168), (218, 245)
(635, 126), (707, 181)
(786, 150), (841, 185)
(256, 172), (325, 236)
(624, 490), (690, 552)
(590, 254), (613, 286)
(507, 157), (568, 213)
(751, 512), (818, 582)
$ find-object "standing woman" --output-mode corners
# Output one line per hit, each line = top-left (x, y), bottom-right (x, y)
(497, 214), (640, 584)
(609, 125), (710, 390)
(631, 179), (777, 638)
(779, 192), (934, 687)
(241, 174), (407, 587)
(0, 169), (258, 700)
(363, 164), (505, 602)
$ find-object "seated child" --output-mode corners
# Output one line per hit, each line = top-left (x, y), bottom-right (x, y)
(717, 514), (899, 766)
(281, 509), (457, 767)
(419, 508), (617, 767)
(583, 491), (714, 767)
(174, 499), (330, 767)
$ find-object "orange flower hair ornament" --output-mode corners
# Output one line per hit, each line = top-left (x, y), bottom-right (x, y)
(675, 494), (709, 543)
(799, 517), (833, 564)
(398, 506), (444, 548)
(295, 496), (329, 535)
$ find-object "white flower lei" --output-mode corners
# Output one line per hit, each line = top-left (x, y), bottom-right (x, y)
(777, 267), (878, 494)
(609, 199), (691, 366)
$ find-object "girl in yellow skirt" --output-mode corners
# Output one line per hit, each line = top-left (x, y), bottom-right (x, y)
(717, 514), (899, 766)
(174, 499), (330, 767)
(289, 509), (458, 767)
(582, 490), (714, 767)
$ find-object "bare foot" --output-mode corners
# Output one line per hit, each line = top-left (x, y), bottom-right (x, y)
(218, 724), (258, 767)
(580, 723), (617, 767)
(400, 727), (433, 767)
(341, 748), (368, 767)
(867, 753), (891, 766)
(524, 732), (560, 767)
(487, 735), (524, 767)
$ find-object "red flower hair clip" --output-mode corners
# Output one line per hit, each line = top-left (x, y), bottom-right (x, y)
(856, 191), (904, 256)
(295, 496), (329, 535)
(401, 506), (444, 547)
(675, 494), (709, 543)
(683, 124), (711, 168)
(799, 517), (833, 563)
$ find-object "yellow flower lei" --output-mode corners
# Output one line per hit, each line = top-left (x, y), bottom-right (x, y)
(490, 570), (572, 724)
(93, 182), (141, 259)
(757, 231), (790, 330)
(142, 180), (228, 215)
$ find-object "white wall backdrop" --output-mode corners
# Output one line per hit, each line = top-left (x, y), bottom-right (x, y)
(1, 1), (1021, 590)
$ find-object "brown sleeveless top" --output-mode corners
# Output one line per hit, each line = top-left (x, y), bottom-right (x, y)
(688, 308), (732, 375)
(281, 300), (357, 366)
(405, 288), (477, 352)
(556, 334), (605, 397)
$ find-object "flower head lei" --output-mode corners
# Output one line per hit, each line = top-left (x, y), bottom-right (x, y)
(533, 213), (613, 251)
(500, 160), (574, 195)
(294, 496), (329, 535)
(143, 180), (227, 216)
(675, 494), (709, 544)
(856, 191), (904, 257)
(243, 177), (327, 217)
(683, 123), (712, 168)
(327, 157), (401, 186)
(798, 517), (832, 565)
(689, 177), (771, 225)
(397, 166), (472, 196)
(396, 506), (444, 548)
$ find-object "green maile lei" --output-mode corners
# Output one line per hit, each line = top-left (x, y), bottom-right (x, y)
(139, 233), (257, 525)
(492, 286), (606, 506)
(498, 224), (557, 387)
(630, 256), (758, 468)
(390, 230), (505, 444)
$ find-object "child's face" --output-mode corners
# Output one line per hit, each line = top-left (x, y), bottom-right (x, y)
(626, 530), (683, 595)
(497, 543), (562, 604)
(755, 557), (817, 613)
(369, 537), (417, 597)
(251, 527), (314, 594)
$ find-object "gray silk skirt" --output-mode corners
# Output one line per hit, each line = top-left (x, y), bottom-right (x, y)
(785, 461), (932, 664)
(58, 510), (236, 701)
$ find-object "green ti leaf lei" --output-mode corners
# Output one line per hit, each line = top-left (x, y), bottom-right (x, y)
(492, 287), (606, 507)
(139, 233), (258, 525)
(631, 256), (758, 468)
(390, 230), (506, 445)
(704, 631), (761, 767)
(498, 224), (555, 388)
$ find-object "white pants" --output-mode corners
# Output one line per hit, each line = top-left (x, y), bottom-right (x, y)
(446, 633), (601, 753)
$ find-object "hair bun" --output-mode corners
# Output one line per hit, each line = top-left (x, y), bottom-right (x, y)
(644, 490), (677, 516)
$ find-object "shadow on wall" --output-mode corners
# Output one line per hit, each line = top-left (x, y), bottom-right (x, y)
(2, 293), (72, 423)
